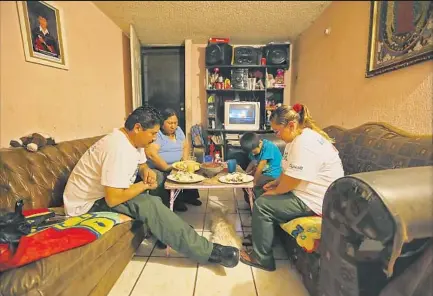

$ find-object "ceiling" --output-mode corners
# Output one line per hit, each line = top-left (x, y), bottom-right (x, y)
(93, 1), (331, 45)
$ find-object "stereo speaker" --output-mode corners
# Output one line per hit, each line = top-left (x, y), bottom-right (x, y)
(205, 43), (233, 66)
(233, 46), (262, 65)
(264, 44), (290, 65)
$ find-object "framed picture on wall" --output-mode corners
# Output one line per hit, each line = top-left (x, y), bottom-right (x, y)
(366, 1), (433, 78)
(16, 1), (69, 70)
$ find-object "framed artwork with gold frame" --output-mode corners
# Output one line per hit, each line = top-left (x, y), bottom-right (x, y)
(16, 1), (69, 70)
(366, 1), (433, 78)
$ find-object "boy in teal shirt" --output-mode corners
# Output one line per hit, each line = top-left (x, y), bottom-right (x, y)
(240, 132), (282, 201)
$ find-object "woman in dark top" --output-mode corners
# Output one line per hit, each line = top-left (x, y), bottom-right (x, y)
(145, 108), (201, 212)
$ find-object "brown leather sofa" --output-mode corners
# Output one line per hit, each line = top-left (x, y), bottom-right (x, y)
(0, 136), (145, 296)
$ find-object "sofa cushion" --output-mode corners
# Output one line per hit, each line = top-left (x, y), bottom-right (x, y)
(280, 216), (322, 253)
(0, 211), (132, 272)
(0, 220), (141, 296)
(324, 123), (433, 175)
(0, 136), (103, 211)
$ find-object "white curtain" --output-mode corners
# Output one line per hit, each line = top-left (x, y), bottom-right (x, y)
(130, 24), (142, 110)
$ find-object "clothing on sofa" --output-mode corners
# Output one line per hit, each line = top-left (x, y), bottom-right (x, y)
(63, 129), (146, 216)
(282, 128), (344, 215)
(248, 139), (282, 179)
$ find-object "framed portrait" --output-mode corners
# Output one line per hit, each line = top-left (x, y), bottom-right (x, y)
(366, 1), (433, 78)
(16, 1), (69, 70)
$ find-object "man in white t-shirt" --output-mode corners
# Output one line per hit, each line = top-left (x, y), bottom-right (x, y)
(63, 106), (239, 268)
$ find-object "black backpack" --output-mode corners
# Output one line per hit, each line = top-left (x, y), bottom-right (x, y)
(0, 200), (54, 251)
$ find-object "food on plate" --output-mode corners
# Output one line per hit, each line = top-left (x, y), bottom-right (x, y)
(170, 171), (203, 183)
(224, 172), (248, 183)
(173, 161), (199, 171)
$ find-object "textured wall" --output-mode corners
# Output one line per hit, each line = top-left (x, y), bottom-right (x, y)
(0, 2), (127, 147)
(293, 1), (433, 135)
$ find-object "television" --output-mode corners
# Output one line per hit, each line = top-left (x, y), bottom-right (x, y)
(224, 101), (260, 131)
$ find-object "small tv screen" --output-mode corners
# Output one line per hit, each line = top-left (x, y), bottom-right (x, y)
(228, 104), (256, 125)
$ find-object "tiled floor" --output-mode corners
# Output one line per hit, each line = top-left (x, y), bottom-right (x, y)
(108, 189), (310, 296)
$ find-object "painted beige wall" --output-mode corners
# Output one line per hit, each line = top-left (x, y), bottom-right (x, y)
(293, 1), (433, 135)
(0, 1), (127, 147)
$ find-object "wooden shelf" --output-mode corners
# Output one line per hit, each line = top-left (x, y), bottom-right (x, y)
(206, 65), (266, 69)
(205, 64), (289, 69)
(207, 128), (273, 134)
(206, 89), (265, 93)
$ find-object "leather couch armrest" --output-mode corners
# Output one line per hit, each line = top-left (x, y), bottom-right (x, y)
(322, 166), (433, 277)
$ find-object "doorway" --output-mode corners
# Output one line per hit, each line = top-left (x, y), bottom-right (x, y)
(141, 46), (186, 132)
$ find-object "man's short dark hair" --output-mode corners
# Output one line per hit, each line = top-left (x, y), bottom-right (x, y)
(124, 105), (161, 131)
(240, 132), (260, 153)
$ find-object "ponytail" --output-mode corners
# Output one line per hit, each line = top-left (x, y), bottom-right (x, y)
(271, 103), (335, 144)
(294, 104), (335, 143)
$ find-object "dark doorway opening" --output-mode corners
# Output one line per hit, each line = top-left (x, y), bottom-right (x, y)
(141, 46), (185, 132)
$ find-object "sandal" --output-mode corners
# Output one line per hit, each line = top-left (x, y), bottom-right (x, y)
(240, 249), (276, 272)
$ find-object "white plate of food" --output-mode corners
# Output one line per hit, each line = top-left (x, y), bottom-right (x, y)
(218, 172), (254, 184)
(167, 171), (205, 183)
(172, 161), (200, 172)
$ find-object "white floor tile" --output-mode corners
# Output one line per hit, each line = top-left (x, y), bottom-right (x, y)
(130, 257), (198, 296)
(207, 198), (237, 214)
(240, 213), (252, 227)
(176, 212), (206, 232)
(195, 261), (256, 296)
(108, 257), (147, 296)
(253, 260), (309, 296)
(135, 237), (156, 257)
(208, 189), (235, 200)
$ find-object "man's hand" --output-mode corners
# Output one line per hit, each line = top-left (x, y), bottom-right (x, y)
(142, 166), (157, 184)
(144, 181), (158, 191)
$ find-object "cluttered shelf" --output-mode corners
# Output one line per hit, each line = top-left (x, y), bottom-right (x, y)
(206, 89), (265, 93)
(207, 129), (273, 134)
(205, 65), (289, 69)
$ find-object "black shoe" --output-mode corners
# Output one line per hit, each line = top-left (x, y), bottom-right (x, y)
(174, 201), (188, 212)
(184, 199), (202, 206)
(208, 243), (240, 268)
(155, 240), (167, 249)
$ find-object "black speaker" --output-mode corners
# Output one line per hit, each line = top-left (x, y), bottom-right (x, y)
(205, 43), (233, 66)
(264, 44), (290, 65)
(233, 46), (262, 65)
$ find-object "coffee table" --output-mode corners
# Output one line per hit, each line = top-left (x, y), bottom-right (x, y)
(164, 165), (255, 256)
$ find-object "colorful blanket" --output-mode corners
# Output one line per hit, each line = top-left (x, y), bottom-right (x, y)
(0, 210), (131, 272)
(280, 216), (322, 253)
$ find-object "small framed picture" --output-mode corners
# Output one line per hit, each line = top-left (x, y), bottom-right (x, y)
(16, 1), (69, 70)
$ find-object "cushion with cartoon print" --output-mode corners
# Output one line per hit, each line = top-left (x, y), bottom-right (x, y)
(280, 216), (322, 253)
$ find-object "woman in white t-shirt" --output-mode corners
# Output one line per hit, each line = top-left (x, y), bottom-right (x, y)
(240, 103), (344, 271)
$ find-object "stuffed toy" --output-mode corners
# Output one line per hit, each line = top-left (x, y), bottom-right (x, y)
(10, 133), (56, 152)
